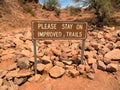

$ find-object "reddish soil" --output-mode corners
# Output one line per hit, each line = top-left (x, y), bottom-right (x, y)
(19, 70), (120, 90)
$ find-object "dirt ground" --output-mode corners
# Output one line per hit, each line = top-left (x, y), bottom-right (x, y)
(19, 69), (120, 90)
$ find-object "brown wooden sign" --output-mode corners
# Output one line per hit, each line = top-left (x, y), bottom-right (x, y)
(32, 21), (87, 40)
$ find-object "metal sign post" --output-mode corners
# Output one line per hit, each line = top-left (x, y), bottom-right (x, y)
(32, 21), (87, 74)
(81, 39), (86, 64)
(33, 39), (37, 74)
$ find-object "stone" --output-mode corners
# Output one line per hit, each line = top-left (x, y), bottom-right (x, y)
(0, 70), (8, 78)
(62, 60), (72, 65)
(17, 57), (30, 69)
(0, 85), (8, 90)
(14, 38), (23, 46)
(97, 60), (106, 71)
(106, 64), (118, 72)
(52, 48), (61, 56)
(6, 70), (19, 80)
(54, 61), (64, 67)
(21, 50), (31, 57)
(16, 69), (33, 77)
(103, 57), (111, 65)
(84, 51), (97, 58)
(49, 66), (65, 78)
(104, 49), (120, 61)
(87, 73), (94, 80)
(71, 50), (79, 56)
(85, 65), (91, 73)
(41, 56), (51, 64)
(37, 63), (45, 72)
(92, 63), (97, 72)
(69, 69), (79, 77)
(0, 78), (3, 86)
(44, 63), (53, 72)
(28, 74), (41, 82)
(14, 77), (27, 85)
(88, 58), (96, 65)
(77, 64), (85, 74)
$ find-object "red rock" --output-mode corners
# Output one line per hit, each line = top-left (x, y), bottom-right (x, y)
(28, 74), (41, 82)
(37, 63), (45, 72)
(49, 66), (65, 78)
(71, 50), (79, 56)
(52, 48), (61, 56)
(106, 64), (118, 72)
(14, 38), (23, 46)
(77, 64), (85, 74)
(92, 63), (97, 72)
(88, 58), (96, 65)
(21, 50), (32, 57)
(54, 61), (64, 67)
(105, 49), (120, 60)
(103, 57), (111, 65)
(17, 57), (30, 69)
(87, 73), (94, 80)
(16, 69), (33, 77)
(85, 65), (91, 73)
(84, 51), (97, 58)
(69, 69), (79, 77)
(41, 55), (51, 63)
(44, 63), (53, 72)
(62, 60), (72, 65)
(98, 60), (106, 71)
(14, 77), (27, 85)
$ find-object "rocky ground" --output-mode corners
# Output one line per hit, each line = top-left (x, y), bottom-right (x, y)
(0, 26), (120, 90)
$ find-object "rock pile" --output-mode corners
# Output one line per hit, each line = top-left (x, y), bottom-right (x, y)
(0, 27), (120, 89)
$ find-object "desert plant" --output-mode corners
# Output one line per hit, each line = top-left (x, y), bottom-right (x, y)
(23, 5), (36, 16)
(54, 8), (60, 16)
(18, 0), (26, 5)
(90, 0), (113, 26)
(68, 6), (79, 16)
(43, 0), (60, 11)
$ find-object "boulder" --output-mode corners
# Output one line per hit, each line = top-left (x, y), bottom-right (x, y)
(41, 56), (51, 64)
(37, 63), (45, 72)
(77, 64), (85, 74)
(52, 48), (61, 56)
(88, 58), (96, 65)
(17, 57), (30, 69)
(87, 73), (94, 80)
(69, 69), (79, 77)
(106, 64), (118, 72)
(14, 77), (27, 85)
(49, 66), (65, 78)
(54, 61), (64, 67)
(97, 60), (106, 71)
(28, 74), (41, 82)
(105, 49), (120, 61)
(62, 60), (72, 65)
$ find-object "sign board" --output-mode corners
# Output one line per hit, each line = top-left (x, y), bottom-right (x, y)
(32, 21), (87, 40)
(31, 21), (87, 74)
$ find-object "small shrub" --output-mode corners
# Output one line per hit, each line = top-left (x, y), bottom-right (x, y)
(43, 0), (60, 11)
(18, 0), (26, 5)
(23, 5), (36, 17)
(55, 8), (61, 16)
(68, 6), (79, 16)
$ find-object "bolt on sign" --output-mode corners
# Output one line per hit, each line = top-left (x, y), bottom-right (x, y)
(31, 21), (87, 74)
(32, 21), (87, 39)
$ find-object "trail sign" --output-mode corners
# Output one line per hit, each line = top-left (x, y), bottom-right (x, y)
(31, 21), (87, 74)
(32, 21), (87, 40)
